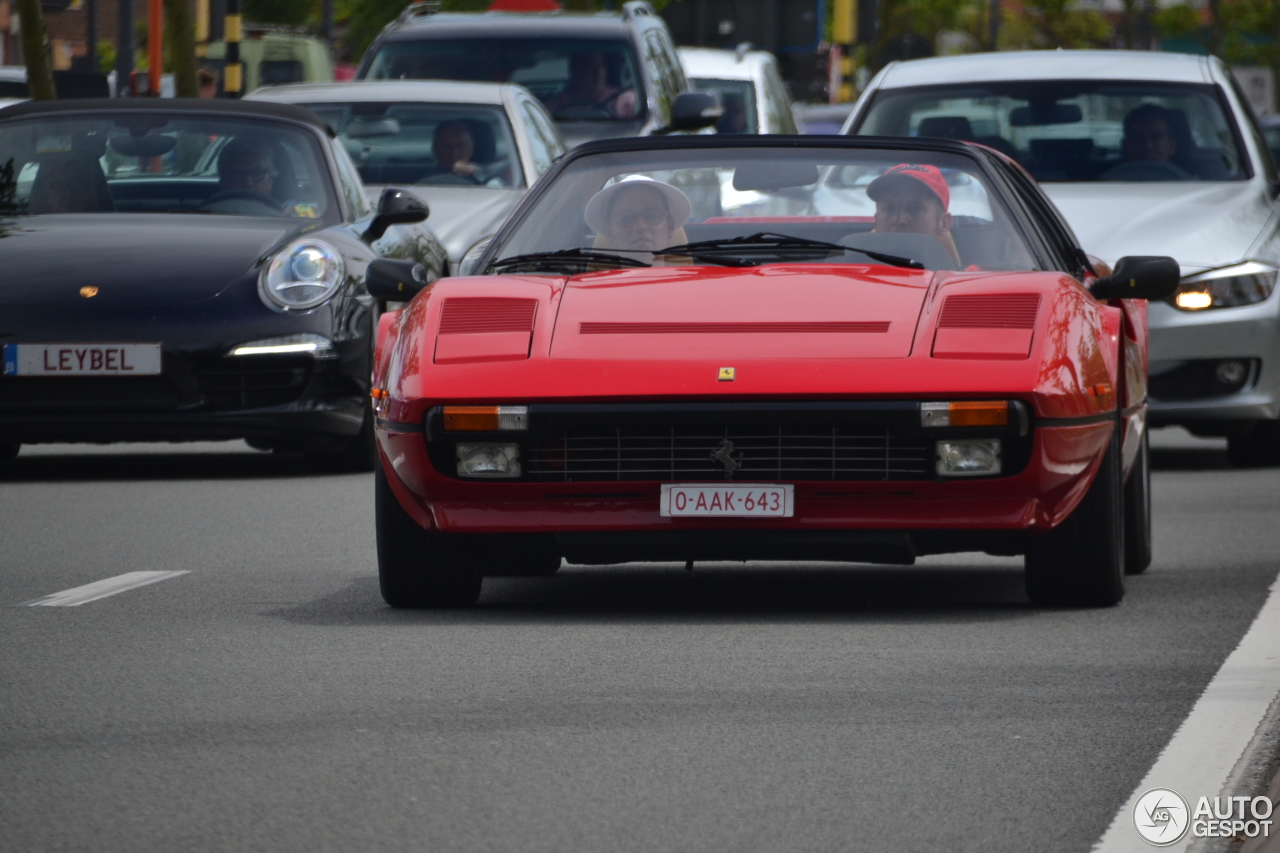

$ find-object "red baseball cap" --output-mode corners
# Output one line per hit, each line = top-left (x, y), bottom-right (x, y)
(867, 163), (950, 211)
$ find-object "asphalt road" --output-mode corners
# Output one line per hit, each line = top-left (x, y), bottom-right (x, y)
(1, 429), (1277, 852)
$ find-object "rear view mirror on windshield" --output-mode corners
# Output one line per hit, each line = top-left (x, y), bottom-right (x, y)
(733, 162), (820, 191)
(1009, 104), (1083, 126)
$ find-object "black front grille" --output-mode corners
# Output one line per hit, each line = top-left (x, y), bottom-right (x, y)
(523, 426), (934, 482)
(190, 356), (312, 411)
(0, 376), (180, 410)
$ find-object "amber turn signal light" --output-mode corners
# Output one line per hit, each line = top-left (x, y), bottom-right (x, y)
(921, 401), (1009, 428)
(442, 405), (528, 431)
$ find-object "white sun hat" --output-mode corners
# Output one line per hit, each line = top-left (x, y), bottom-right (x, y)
(584, 175), (693, 233)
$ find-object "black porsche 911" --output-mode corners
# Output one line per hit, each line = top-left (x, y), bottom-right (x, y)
(0, 99), (447, 470)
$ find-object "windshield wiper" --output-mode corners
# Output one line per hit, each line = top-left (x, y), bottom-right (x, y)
(489, 248), (652, 271)
(658, 232), (925, 269)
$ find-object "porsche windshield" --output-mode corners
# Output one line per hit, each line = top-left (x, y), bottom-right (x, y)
(855, 81), (1249, 183)
(0, 113), (338, 219)
(484, 146), (1039, 273)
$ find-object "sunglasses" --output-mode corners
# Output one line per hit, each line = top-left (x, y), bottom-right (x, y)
(614, 210), (668, 228)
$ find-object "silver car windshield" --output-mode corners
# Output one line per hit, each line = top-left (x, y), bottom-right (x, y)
(485, 146), (1040, 273)
(855, 81), (1249, 183)
(0, 113), (339, 219)
(304, 102), (525, 189)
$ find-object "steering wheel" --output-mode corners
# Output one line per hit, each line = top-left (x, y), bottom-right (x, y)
(200, 189), (285, 215)
(1099, 160), (1193, 181)
(423, 170), (482, 186)
(551, 93), (620, 120)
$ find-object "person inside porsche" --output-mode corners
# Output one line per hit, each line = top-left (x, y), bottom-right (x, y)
(585, 175), (691, 261)
(866, 163), (962, 266)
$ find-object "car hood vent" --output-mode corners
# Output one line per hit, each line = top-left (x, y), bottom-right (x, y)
(551, 266), (929, 360)
(938, 294), (1040, 328)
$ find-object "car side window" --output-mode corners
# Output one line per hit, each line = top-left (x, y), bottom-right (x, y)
(643, 29), (684, 122)
(996, 160), (1082, 274)
(331, 139), (372, 219)
(519, 100), (559, 177)
(1227, 74), (1277, 183)
(763, 64), (797, 134)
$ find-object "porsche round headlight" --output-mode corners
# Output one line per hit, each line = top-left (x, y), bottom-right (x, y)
(259, 239), (346, 312)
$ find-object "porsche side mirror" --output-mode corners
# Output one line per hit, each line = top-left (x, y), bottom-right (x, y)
(1089, 255), (1180, 301)
(654, 91), (723, 135)
(362, 187), (428, 244)
(366, 259), (429, 301)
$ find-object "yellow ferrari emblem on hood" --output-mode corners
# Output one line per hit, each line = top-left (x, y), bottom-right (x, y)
(718, 367), (735, 381)
(79, 286), (98, 298)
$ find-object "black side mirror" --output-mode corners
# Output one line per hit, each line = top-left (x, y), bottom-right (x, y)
(1089, 255), (1180, 301)
(366, 259), (429, 301)
(655, 90), (723, 135)
(362, 187), (428, 244)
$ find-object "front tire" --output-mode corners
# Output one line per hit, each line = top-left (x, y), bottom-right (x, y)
(1025, 418), (1125, 607)
(1227, 420), (1280, 468)
(375, 461), (481, 608)
(1123, 429), (1152, 575)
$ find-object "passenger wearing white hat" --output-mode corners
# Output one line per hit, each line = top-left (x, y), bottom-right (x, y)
(585, 175), (692, 256)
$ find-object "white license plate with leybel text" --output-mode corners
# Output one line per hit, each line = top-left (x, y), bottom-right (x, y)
(660, 484), (794, 518)
(3, 343), (162, 376)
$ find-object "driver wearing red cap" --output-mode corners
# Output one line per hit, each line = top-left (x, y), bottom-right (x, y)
(867, 164), (962, 266)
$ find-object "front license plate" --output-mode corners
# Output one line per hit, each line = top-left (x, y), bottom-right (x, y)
(3, 343), (162, 376)
(660, 483), (794, 518)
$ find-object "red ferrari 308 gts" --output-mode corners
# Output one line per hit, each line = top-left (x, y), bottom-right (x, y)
(367, 136), (1178, 609)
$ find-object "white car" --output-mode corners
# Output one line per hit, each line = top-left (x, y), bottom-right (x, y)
(843, 50), (1280, 466)
(678, 46), (798, 134)
(248, 80), (567, 273)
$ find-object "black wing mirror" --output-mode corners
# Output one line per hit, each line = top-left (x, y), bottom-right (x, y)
(1089, 255), (1180, 301)
(366, 259), (430, 301)
(655, 91), (723, 135)
(362, 187), (428, 244)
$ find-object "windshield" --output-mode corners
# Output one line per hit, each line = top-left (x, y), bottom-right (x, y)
(483, 146), (1039, 274)
(0, 113), (338, 219)
(690, 78), (757, 134)
(302, 102), (524, 189)
(855, 81), (1249, 183)
(364, 38), (643, 123)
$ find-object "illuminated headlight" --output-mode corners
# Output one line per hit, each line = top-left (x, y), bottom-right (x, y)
(458, 235), (495, 277)
(259, 239), (345, 312)
(936, 439), (1001, 477)
(1173, 262), (1277, 311)
(227, 333), (334, 357)
(457, 443), (521, 478)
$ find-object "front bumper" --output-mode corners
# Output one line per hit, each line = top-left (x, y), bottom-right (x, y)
(0, 349), (367, 444)
(378, 402), (1115, 561)
(1148, 293), (1280, 425)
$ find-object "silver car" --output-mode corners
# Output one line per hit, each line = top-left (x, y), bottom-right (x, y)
(249, 80), (567, 273)
(843, 50), (1280, 466)
(678, 46), (799, 134)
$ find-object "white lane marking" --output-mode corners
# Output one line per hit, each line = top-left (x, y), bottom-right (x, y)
(1093, 573), (1280, 852)
(20, 571), (190, 607)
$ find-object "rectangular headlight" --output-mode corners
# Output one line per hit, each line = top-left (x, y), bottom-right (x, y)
(921, 401), (1009, 428)
(456, 443), (521, 478)
(936, 439), (1002, 477)
(443, 405), (528, 431)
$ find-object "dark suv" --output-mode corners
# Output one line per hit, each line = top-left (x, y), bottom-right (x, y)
(356, 1), (694, 147)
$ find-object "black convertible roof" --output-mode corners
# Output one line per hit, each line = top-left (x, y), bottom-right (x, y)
(0, 98), (333, 135)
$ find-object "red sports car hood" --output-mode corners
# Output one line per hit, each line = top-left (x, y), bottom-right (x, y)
(549, 264), (932, 360)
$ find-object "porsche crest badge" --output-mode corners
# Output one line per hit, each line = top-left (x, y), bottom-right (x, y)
(718, 367), (735, 381)
(79, 286), (99, 299)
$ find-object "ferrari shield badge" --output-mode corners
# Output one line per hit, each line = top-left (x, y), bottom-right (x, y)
(718, 367), (735, 381)
(79, 286), (98, 298)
